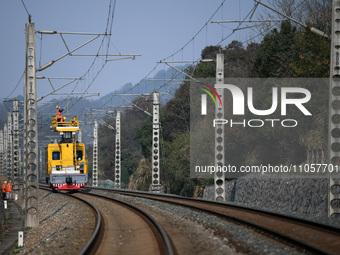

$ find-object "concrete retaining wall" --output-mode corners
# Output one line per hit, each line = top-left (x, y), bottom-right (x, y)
(203, 175), (329, 217)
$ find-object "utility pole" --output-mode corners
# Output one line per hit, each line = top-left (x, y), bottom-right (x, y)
(115, 110), (121, 188)
(92, 119), (98, 187)
(12, 99), (20, 197)
(7, 112), (12, 182)
(24, 21), (39, 227)
(328, 0), (340, 217)
(214, 53), (225, 202)
(151, 91), (161, 192)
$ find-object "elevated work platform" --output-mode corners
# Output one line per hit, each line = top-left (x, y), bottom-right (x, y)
(51, 115), (79, 132)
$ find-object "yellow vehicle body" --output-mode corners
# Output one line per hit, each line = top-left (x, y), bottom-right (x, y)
(45, 115), (88, 190)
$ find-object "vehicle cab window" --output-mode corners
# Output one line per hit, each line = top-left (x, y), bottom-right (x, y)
(76, 150), (83, 160)
(52, 151), (60, 160)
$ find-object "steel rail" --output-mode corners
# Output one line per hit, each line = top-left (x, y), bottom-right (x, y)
(39, 185), (103, 255)
(88, 186), (340, 255)
(77, 191), (174, 255)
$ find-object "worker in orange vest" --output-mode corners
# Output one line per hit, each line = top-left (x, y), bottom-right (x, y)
(6, 181), (12, 200)
(60, 116), (66, 126)
(2, 181), (6, 200)
(56, 106), (64, 123)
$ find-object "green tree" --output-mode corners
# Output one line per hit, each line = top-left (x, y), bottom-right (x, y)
(254, 21), (297, 77)
(291, 25), (330, 78)
(225, 41), (259, 78)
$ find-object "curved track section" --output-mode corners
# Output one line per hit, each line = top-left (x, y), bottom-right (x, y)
(39, 185), (103, 255)
(73, 191), (174, 255)
(40, 185), (173, 254)
(89, 187), (340, 255)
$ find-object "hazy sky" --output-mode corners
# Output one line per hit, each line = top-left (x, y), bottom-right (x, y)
(1, 0), (273, 103)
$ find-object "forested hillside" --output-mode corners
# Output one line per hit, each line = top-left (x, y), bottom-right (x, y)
(92, 4), (331, 196)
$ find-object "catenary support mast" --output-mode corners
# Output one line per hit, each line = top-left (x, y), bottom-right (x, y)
(92, 119), (98, 187)
(0, 130), (3, 175)
(3, 124), (8, 179)
(328, 0), (340, 217)
(24, 22), (39, 227)
(214, 53), (225, 202)
(151, 91), (161, 192)
(115, 110), (121, 188)
(7, 112), (12, 182)
(12, 99), (20, 196)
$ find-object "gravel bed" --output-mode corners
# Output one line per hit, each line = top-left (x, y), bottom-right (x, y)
(88, 189), (307, 254)
(15, 190), (95, 255)
(0, 197), (5, 230)
(204, 175), (340, 227)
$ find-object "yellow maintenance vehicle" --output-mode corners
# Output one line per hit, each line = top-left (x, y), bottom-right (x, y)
(45, 115), (88, 190)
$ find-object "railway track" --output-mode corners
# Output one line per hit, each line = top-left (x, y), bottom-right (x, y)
(39, 186), (102, 254)
(88, 186), (340, 255)
(39, 185), (174, 255)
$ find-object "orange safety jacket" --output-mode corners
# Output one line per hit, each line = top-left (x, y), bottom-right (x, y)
(56, 108), (63, 119)
(2, 183), (6, 193)
(6, 183), (12, 192)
